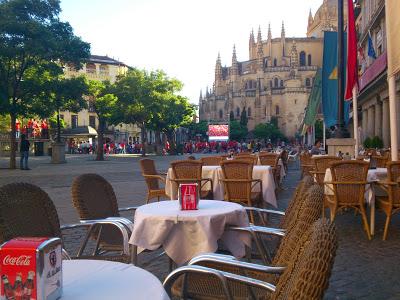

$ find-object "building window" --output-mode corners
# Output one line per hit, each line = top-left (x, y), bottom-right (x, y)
(99, 64), (109, 75)
(71, 115), (78, 129)
(294, 99), (297, 105)
(219, 109), (223, 119)
(308, 54), (312, 66)
(273, 58), (277, 67)
(305, 78), (311, 87)
(86, 63), (96, 74)
(236, 107), (240, 117)
(89, 116), (96, 128)
(270, 81), (273, 88)
(275, 105), (280, 115)
(274, 78), (279, 87)
(299, 51), (306, 66)
(247, 107), (251, 117)
(280, 80), (284, 87)
(59, 114), (64, 120)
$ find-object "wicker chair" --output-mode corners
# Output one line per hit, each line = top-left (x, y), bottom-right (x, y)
(163, 218), (337, 300)
(139, 159), (168, 203)
(299, 152), (314, 179)
(376, 161), (400, 240)
(312, 156), (342, 186)
(0, 182), (132, 262)
(370, 155), (389, 168)
(71, 174), (137, 262)
(233, 155), (258, 164)
(220, 160), (262, 212)
(325, 161), (371, 239)
(170, 160), (213, 200)
(200, 156), (223, 166)
(259, 153), (281, 188)
(279, 150), (289, 173)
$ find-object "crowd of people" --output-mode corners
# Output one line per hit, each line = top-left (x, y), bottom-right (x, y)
(67, 140), (144, 155)
(16, 118), (49, 139)
(182, 140), (285, 154)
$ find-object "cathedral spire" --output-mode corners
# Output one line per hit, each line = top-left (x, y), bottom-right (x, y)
(232, 44), (238, 77)
(268, 23), (272, 41)
(281, 21), (285, 38)
(199, 89), (203, 100)
(215, 53), (222, 85)
(249, 29), (255, 45)
(308, 9), (314, 26)
(257, 25), (262, 43)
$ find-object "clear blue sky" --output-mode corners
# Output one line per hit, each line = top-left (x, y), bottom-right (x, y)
(60, 0), (324, 104)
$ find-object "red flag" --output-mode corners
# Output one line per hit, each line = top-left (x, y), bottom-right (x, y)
(345, 0), (358, 100)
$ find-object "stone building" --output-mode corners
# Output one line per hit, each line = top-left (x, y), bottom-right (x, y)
(199, 0), (341, 138)
(63, 55), (141, 142)
(354, 0), (400, 148)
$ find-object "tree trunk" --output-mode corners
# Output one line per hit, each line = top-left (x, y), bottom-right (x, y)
(96, 118), (105, 161)
(140, 122), (147, 157)
(167, 130), (177, 155)
(56, 108), (61, 143)
(155, 130), (162, 155)
(9, 113), (17, 169)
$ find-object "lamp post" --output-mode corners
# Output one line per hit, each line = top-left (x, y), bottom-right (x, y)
(334, 0), (350, 138)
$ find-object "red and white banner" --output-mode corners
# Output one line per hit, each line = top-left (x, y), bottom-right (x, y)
(208, 124), (229, 141)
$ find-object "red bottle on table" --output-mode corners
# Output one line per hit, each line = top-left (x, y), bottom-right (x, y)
(179, 183), (199, 210)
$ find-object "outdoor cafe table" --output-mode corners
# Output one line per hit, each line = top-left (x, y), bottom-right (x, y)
(324, 167), (388, 236)
(61, 259), (170, 300)
(129, 200), (251, 265)
(165, 165), (277, 207)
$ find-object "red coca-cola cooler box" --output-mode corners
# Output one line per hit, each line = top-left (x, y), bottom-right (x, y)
(178, 183), (199, 210)
(0, 237), (62, 300)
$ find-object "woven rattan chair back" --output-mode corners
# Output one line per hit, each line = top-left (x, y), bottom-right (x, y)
(171, 160), (203, 181)
(272, 219), (337, 300)
(233, 156), (258, 164)
(273, 185), (323, 266)
(0, 183), (61, 243)
(200, 156), (223, 166)
(140, 158), (161, 190)
(72, 173), (119, 220)
(330, 161), (369, 206)
(387, 161), (400, 204)
(313, 156), (342, 185)
(220, 160), (253, 203)
(280, 176), (315, 229)
(299, 151), (312, 164)
(371, 155), (389, 168)
(71, 174), (123, 247)
(258, 153), (279, 167)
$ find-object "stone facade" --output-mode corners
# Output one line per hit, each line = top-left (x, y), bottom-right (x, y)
(354, 0), (400, 148)
(62, 55), (142, 142)
(199, 0), (340, 138)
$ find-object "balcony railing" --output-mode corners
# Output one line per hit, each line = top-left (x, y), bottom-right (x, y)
(359, 51), (387, 91)
(265, 66), (290, 72)
(298, 66), (318, 71)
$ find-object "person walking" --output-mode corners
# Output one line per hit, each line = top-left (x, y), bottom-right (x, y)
(20, 134), (30, 170)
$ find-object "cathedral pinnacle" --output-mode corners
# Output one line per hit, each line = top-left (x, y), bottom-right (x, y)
(281, 21), (285, 37)
(268, 23), (272, 40)
(308, 9), (314, 26)
(216, 52), (221, 64)
(232, 44), (237, 60)
(257, 25), (262, 43)
(199, 89), (203, 100)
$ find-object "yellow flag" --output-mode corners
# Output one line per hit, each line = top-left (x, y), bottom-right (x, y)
(386, 0), (400, 77)
(329, 66), (338, 80)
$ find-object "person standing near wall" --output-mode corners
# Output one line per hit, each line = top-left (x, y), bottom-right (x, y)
(20, 134), (30, 170)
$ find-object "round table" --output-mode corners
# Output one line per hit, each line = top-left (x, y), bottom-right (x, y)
(129, 200), (250, 265)
(61, 260), (170, 300)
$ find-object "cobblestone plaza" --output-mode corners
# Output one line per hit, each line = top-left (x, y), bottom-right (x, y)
(1, 154), (400, 299)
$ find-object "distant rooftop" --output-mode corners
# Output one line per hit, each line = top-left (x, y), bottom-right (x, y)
(89, 55), (127, 66)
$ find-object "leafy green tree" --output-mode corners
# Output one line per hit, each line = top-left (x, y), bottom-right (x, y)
(87, 80), (120, 161)
(0, 115), (10, 133)
(240, 107), (248, 127)
(0, 0), (90, 168)
(253, 119), (285, 142)
(229, 111), (234, 121)
(22, 63), (88, 142)
(229, 120), (248, 141)
(188, 120), (208, 139)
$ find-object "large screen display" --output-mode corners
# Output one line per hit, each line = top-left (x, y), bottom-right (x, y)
(208, 124), (229, 141)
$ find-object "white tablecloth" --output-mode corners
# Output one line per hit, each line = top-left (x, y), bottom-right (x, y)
(129, 200), (250, 265)
(61, 260), (169, 300)
(324, 167), (387, 235)
(165, 166), (277, 207)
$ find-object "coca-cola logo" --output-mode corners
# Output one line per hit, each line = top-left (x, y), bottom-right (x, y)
(3, 255), (31, 266)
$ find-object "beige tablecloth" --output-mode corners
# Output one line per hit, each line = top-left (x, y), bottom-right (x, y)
(62, 260), (169, 300)
(129, 200), (251, 265)
(324, 167), (387, 235)
(165, 165), (277, 207)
